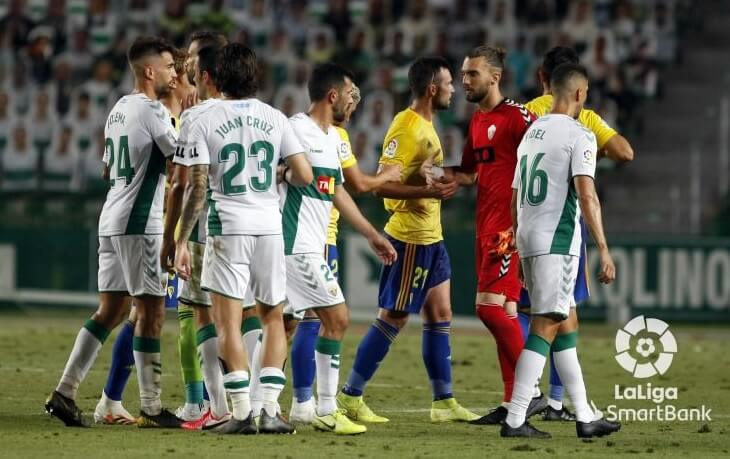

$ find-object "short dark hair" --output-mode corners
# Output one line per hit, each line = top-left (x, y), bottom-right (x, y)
(408, 56), (451, 98)
(467, 45), (507, 69)
(550, 63), (589, 96)
(307, 63), (354, 102)
(541, 46), (579, 84)
(197, 45), (220, 81)
(171, 47), (187, 74)
(127, 36), (175, 65)
(215, 43), (258, 98)
(189, 30), (228, 49)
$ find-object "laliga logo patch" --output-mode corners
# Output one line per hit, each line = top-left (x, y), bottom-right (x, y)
(316, 176), (335, 195)
(338, 142), (351, 161)
(615, 315), (677, 378)
(384, 139), (398, 158)
(488, 124), (497, 140)
(583, 149), (594, 165)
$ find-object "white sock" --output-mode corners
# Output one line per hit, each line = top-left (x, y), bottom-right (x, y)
(552, 347), (593, 423)
(133, 338), (162, 415)
(197, 327), (229, 417)
(315, 340), (341, 417)
(223, 370), (251, 420)
(56, 325), (105, 399)
(242, 328), (262, 368)
(260, 367), (286, 417)
(506, 349), (547, 428)
(249, 338), (263, 416)
(548, 397), (563, 410)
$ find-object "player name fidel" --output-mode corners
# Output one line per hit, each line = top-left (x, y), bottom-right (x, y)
(215, 115), (273, 138)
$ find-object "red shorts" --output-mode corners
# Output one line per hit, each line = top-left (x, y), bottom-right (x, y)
(475, 234), (521, 301)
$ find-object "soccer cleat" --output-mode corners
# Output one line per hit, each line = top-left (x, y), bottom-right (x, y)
(576, 418), (621, 438)
(312, 409), (367, 435)
(93, 393), (136, 425)
(45, 391), (88, 427)
(175, 402), (204, 422)
(526, 394), (549, 418)
(500, 421), (552, 439)
(258, 410), (296, 434)
(211, 413), (258, 435)
(137, 408), (183, 428)
(469, 405), (507, 425)
(181, 409), (230, 430)
(336, 392), (389, 423)
(289, 397), (317, 424)
(542, 405), (576, 422)
(430, 398), (480, 423)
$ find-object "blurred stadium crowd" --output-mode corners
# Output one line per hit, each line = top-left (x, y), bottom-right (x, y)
(0, 0), (691, 195)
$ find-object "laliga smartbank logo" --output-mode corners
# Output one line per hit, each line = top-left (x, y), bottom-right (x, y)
(606, 315), (712, 422)
(615, 315), (676, 377)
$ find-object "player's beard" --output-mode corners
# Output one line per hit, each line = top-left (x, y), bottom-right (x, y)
(333, 103), (347, 123)
(465, 85), (488, 104)
(432, 91), (452, 111)
(155, 80), (173, 99)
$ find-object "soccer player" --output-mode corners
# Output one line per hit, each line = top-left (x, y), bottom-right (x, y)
(522, 46), (634, 422)
(284, 62), (397, 434)
(183, 30), (265, 377)
(289, 84), (401, 423)
(92, 45), (202, 425)
(160, 44), (232, 430)
(338, 57), (479, 424)
(45, 36), (181, 428)
(174, 43), (312, 434)
(423, 46), (547, 425)
(502, 63), (621, 439)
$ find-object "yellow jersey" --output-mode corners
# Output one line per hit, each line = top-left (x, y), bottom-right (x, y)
(379, 108), (443, 245)
(525, 94), (617, 149)
(326, 126), (358, 245)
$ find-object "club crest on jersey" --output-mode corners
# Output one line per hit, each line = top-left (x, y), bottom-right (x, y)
(488, 124), (497, 140)
(384, 139), (397, 158)
(317, 176), (335, 195)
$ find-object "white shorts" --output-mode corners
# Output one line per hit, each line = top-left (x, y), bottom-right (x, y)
(201, 234), (286, 306)
(179, 241), (212, 307)
(521, 254), (578, 320)
(98, 235), (165, 297)
(285, 253), (345, 314)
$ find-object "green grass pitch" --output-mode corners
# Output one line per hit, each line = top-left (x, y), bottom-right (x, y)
(1, 307), (728, 458)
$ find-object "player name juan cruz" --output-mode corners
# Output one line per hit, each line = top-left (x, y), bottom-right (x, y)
(614, 383), (678, 404)
(107, 111), (126, 128)
(215, 116), (273, 139)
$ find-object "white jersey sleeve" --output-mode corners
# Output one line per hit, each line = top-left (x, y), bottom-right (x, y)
(570, 129), (597, 179)
(176, 111), (211, 167)
(143, 99), (178, 158)
(280, 116), (304, 159)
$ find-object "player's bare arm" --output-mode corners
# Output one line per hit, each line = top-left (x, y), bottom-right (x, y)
(283, 151), (314, 186)
(346, 163), (402, 194)
(333, 184), (397, 265)
(174, 164), (208, 280)
(374, 163), (458, 200)
(574, 175), (615, 284)
(601, 133), (634, 162)
(161, 164), (189, 269)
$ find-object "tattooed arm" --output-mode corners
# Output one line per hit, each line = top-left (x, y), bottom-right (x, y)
(174, 164), (208, 280)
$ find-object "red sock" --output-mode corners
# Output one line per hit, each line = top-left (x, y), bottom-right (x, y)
(477, 303), (524, 402)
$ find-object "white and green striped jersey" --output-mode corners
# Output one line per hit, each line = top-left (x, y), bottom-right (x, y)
(98, 93), (178, 236)
(172, 99), (220, 243)
(281, 113), (343, 255)
(513, 114), (597, 258)
(179, 98), (303, 236)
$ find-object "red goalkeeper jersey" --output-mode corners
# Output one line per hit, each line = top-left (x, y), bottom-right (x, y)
(461, 98), (535, 237)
